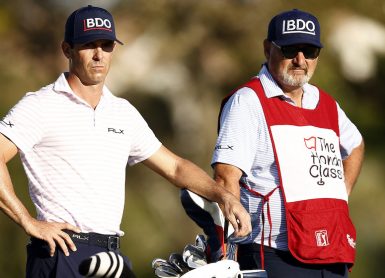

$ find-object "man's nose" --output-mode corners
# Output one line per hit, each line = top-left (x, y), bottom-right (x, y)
(292, 51), (306, 65)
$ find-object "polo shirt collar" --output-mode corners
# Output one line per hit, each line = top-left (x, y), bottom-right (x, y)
(53, 73), (113, 106)
(258, 64), (320, 109)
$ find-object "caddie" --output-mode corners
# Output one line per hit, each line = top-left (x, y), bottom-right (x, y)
(211, 9), (364, 278)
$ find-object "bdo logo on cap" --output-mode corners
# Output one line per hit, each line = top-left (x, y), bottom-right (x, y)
(282, 19), (316, 35)
(84, 18), (113, 31)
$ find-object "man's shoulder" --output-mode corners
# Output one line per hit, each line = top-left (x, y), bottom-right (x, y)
(17, 82), (55, 105)
(106, 94), (144, 118)
(225, 83), (261, 106)
(219, 84), (263, 119)
(107, 93), (134, 109)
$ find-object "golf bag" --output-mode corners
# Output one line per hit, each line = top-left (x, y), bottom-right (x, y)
(150, 189), (267, 277)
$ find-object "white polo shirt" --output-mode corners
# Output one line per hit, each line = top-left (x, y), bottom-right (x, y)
(0, 73), (162, 235)
(212, 65), (363, 250)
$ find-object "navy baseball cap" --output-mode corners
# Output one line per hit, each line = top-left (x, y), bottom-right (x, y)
(267, 9), (323, 48)
(64, 5), (123, 46)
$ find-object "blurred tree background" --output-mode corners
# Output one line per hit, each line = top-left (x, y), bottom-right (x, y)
(0, 0), (384, 277)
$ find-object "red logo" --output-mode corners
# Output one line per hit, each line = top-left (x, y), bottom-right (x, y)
(304, 136), (317, 151)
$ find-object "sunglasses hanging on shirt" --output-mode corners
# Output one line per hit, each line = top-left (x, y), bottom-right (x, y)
(272, 41), (321, 59)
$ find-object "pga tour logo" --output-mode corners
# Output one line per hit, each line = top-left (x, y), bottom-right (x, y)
(83, 18), (112, 32)
(282, 19), (316, 35)
(315, 230), (329, 247)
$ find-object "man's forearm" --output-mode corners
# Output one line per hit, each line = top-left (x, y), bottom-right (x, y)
(0, 134), (35, 232)
(0, 159), (34, 232)
(142, 145), (231, 202)
(171, 157), (228, 202)
(213, 163), (242, 200)
(343, 140), (365, 195)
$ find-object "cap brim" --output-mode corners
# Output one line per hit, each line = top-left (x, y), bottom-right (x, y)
(73, 34), (124, 45)
(275, 37), (323, 48)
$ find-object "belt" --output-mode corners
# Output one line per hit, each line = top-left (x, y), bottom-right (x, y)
(65, 230), (120, 251)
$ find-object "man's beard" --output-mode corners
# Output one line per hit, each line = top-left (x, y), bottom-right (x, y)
(280, 67), (313, 87)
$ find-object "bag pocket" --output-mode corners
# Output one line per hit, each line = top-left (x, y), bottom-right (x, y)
(286, 199), (356, 264)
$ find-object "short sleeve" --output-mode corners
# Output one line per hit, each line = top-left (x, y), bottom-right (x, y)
(126, 107), (162, 166)
(0, 93), (44, 152)
(211, 88), (261, 173)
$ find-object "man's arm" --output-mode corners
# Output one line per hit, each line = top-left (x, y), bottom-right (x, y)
(213, 163), (243, 200)
(343, 140), (365, 195)
(0, 133), (80, 256)
(142, 145), (251, 237)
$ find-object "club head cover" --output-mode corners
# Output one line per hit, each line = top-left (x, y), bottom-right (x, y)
(180, 189), (235, 262)
(78, 251), (136, 278)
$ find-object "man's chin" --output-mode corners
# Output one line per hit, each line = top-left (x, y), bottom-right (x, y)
(282, 74), (310, 87)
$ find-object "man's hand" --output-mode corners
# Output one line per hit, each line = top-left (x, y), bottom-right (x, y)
(24, 218), (81, 257)
(220, 192), (251, 237)
(213, 163), (250, 237)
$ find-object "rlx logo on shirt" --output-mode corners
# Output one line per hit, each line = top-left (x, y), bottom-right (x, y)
(1, 120), (14, 128)
(108, 128), (124, 134)
(215, 145), (234, 150)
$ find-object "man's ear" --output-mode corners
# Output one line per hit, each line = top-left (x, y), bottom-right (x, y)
(263, 39), (271, 60)
(61, 41), (72, 59)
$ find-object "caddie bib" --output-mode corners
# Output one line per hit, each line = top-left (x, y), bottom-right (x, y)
(247, 78), (356, 266)
(219, 78), (356, 267)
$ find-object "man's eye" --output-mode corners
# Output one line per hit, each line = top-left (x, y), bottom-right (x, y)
(104, 42), (114, 47)
(81, 43), (95, 49)
(102, 42), (115, 52)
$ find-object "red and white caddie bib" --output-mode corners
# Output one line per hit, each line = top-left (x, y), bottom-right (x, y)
(243, 78), (357, 266)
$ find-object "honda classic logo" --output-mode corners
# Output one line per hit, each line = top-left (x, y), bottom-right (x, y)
(304, 136), (343, 185)
(84, 18), (112, 31)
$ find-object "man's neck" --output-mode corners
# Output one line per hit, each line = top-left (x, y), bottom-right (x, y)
(282, 87), (304, 108)
(66, 73), (104, 109)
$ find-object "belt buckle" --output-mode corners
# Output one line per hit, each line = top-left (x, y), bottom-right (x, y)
(107, 236), (120, 250)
